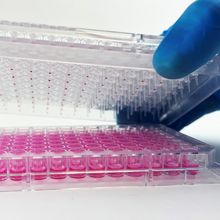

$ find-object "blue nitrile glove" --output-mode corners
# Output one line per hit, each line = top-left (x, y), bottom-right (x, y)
(153, 0), (220, 130)
(117, 0), (220, 130)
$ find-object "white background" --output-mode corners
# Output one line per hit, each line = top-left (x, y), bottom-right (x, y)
(0, 0), (220, 220)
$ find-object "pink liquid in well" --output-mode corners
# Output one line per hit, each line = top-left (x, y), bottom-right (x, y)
(182, 156), (199, 175)
(127, 155), (145, 177)
(164, 155), (181, 176)
(67, 144), (83, 151)
(50, 156), (67, 179)
(186, 163), (199, 175)
(88, 156), (105, 178)
(68, 145), (86, 179)
(30, 146), (47, 180)
(48, 139), (63, 145)
(0, 158), (7, 181)
(31, 140), (45, 146)
(65, 140), (81, 146)
(164, 161), (180, 176)
(30, 144), (46, 151)
(69, 157), (86, 179)
(32, 135), (45, 140)
(30, 157), (47, 180)
(85, 144), (102, 151)
(0, 136), (12, 147)
(152, 157), (162, 177)
(107, 155), (124, 178)
(9, 158), (26, 181)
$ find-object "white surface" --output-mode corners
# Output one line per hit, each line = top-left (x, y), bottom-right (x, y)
(182, 111), (220, 146)
(1, 185), (220, 220)
(0, 1), (219, 220)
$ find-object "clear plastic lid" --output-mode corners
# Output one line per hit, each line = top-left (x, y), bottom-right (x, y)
(0, 21), (219, 125)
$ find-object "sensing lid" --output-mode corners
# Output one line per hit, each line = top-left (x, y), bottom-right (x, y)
(0, 20), (219, 125)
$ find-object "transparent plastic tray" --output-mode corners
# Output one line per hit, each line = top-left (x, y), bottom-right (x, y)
(0, 21), (219, 125)
(0, 124), (218, 192)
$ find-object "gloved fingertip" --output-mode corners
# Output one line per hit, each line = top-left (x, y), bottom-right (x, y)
(153, 1), (220, 79)
(153, 50), (190, 79)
